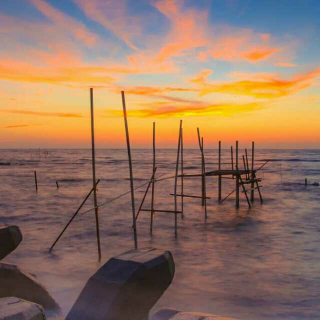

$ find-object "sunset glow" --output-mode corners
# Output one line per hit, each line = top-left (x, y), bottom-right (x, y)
(1, 0), (319, 148)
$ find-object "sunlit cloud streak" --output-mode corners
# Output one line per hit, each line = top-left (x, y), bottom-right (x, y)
(2, 125), (33, 129)
(1, 109), (84, 118)
(107, 102), (263, 118)
(191, 68), (320, 99)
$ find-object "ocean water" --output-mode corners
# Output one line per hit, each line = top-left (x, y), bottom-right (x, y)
(1, 148), (320, 320)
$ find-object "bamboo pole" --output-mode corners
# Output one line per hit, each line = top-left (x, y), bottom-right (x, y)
(242, 155), (247, 180)
(90, 88), (102, 261)
(239, 175), (251, 208)
(202, 137), (207, 218)
(236, 141), (240, 208)
(150, 122), (156, 234)
(181, 127), (184, 219)
(134, 167), (157, 226)
(231, 146), (234, 172)
(121, 91), (138, 249)
(254, 172), (263, 204)
(174, 120), (182, 237)
(49, 180), (100, 252)
(245, 149), (249, 180)
(34, 171), (38, 192)
(251, 142), (255, 202)
(218, 141), (222, 201)
(197, 128), (204, 206)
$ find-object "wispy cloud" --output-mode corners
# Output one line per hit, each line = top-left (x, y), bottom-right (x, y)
(107, 102), (264, 118)
(73, 0), (140, 50)
(1, 109), (84, 118)
(30, 0), (97, 46)
(2, 125), (32, 129)
(190, 68), (320, 99)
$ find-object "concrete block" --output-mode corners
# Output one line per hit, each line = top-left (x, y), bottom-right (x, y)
(0, 297), (45, 320)
(67, 248), (175, 320)
(0, 263), (61, 316)
(150, 308), (240, 320)
(0, 224), (22, 260)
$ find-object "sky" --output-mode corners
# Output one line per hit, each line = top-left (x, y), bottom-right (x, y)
(1, 0), (320, 149)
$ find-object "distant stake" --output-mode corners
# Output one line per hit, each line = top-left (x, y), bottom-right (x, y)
(181, 127), (184, 219)
(56, 181), (59, 189)
(250, 142), (255, 202)
(90, 88), (102, 261)
(218, 141), (222, 201)
(174, 120), (182, 237)
(150, 122), (156, 234)
(34, 171), (38, 192)
(305, 178), (308, 186)
(121, 91), (138, 249)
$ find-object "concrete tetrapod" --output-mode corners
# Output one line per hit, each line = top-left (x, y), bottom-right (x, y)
(151, 308), (240, 320)
(0, 297), (46, 320)
(0, 263), (61, 317)
(67, 248), (175, 320)
(0, 224), (22, 260)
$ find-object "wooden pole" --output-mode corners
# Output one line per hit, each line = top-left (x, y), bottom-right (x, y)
(121, 91), (138, 249)
(49, 180), (100, 252)
(239, 175), (251, 208)
(218, 141), (222, 201)
(202, 138), (207, 218)
(174, 120), (182, 237)
(34, 171), (38, 192)
(231, 146), (234, 172)
(250, 142), (255, 202)
(56, 181), (59, 189)
(242, 155), (247, 179)
(150, 122), (156, 234)
(197, 128), (204, 206)
(134, 168), (157, 226)
(236, 141), (239, 208)
(181, 127), (184, 219)
(90, 88), (102, 261)
(245, 149), (249, 180)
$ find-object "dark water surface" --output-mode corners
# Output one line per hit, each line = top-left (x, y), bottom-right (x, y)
(1, 149), (320, 319)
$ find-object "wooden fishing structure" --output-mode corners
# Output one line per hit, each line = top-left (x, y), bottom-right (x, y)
(49, 90), (269, 259)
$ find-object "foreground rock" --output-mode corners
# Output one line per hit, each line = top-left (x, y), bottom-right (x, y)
(0, 224), (22, 260)
(67, 248), (175, 320)
(0, 297), (45, 320)
(0, 263), (61, 316)
(151, 308), (240, 320)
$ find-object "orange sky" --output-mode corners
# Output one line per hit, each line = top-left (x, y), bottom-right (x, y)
(1, 0), (319, 149)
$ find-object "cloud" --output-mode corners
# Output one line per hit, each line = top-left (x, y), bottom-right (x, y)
(73, 0), (140, 50)
(275, 62), (297, 67)
(107, 102), (263, 118)
(30, 0), (97, 46)
(113, 85), (195, 96)
(241, 47), (280, 62)
(0, 58), (115, 86)
(1, 109), (84, 118)
(2, 125), (32, 129)
(190, 68), (320, 99)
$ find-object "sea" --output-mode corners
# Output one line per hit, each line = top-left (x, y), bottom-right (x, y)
(1, 148), (320, 319)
